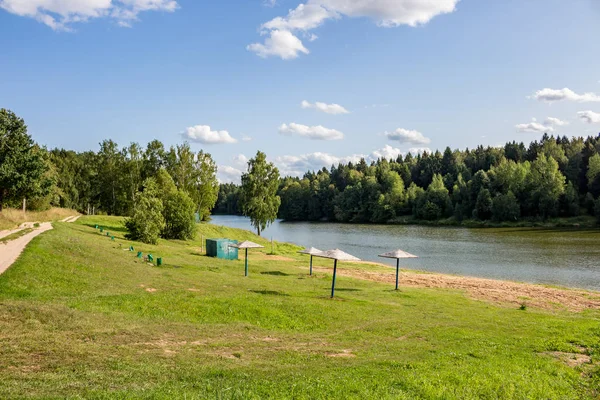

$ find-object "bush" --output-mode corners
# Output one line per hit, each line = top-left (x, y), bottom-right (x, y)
(595, 198), (600, 224)
(162, 190), (196, 240)
(125, 179), (165, 245)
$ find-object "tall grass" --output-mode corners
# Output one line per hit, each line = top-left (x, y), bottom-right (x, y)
(0, 207), (79, 230)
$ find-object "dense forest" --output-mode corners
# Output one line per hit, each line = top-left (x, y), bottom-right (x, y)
(216, 133), (600, 225)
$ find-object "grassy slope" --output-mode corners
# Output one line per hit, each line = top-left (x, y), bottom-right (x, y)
(0, 216), (598, 399)
(0, 208), (79, 230)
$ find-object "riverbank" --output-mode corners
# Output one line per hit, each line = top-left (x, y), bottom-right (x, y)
(1, 216), (598, 398)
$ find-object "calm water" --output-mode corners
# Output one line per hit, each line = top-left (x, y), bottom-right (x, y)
(210, 215), (600, 291)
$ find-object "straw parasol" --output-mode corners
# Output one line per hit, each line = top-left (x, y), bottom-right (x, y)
(298, 247), (323, 276)
(315, 249), (360, 298)
(229, 241), (264, 276)
(378, 249), (418, 290)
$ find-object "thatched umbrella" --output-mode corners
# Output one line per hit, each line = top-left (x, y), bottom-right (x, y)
(316, 249), (360, 298)
(298, 247), (323, 276)
(229, 241), (264, 276)
(378, 250), (418, 290)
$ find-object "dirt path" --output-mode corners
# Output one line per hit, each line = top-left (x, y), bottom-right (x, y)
(0, 223), (53, 275)
(313, 265), (600, 312)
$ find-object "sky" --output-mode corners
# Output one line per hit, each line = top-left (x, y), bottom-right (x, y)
(1, 0), (600, 182)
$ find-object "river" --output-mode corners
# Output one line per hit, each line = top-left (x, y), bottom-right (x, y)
(210, 215), (600, 291)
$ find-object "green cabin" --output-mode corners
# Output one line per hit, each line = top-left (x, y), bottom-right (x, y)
(206, 238), (238, 260)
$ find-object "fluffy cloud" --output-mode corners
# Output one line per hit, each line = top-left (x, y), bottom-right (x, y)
(301, 100), (349, 115)
(246, 29), (309, 60)
(279, 122), (344, 140)
(276, 145), (410, 176)
(577, 111), (600, 124)
(0, 0), (178, 30)
(544, 117), (569, 127)
(248, 0), (459, 59)
(182, 125), (238, 144)
(516, 117), (569, 133)
(217, 165), (243, 184)
(516, 121), (553, 133)
(385, 128), (431, 145)
(532, 88), (600, 103)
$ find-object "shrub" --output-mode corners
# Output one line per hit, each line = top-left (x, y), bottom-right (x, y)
(125, 178), (165, 245)
(162, 190), (196, 240)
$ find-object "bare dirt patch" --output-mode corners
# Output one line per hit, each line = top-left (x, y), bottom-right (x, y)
(327, 349), (355, 358)
(544, 351), (591, 368)
(313, 267), (600, 312)
(145, 288), (157, 293)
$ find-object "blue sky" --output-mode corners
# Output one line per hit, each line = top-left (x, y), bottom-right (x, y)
(1, 0), (599, 182)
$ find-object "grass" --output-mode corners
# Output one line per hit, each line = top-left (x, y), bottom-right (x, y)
(0, 216), (598, 399)
(0, 208), (79, 230)
(0, 228), (34, 244)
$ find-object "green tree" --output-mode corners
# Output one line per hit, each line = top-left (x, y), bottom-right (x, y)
(595, 198), (600, 224)
(492, 191), (520, 222)
(0, 109), (49, 211)
(194, 151), (219, 221)
(527, 154), (566, 218)
(125, 178), (165, 245)
(162, 189), (196, 240)
(587, 153), (600, 197)
(474, 188), (493, 220)
(240, 151), (281, 235)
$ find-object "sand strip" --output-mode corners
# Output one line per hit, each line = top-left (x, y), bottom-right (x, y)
(0, 223), (53, 275)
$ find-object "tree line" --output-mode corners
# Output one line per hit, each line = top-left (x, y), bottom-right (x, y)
(1, 108), (282, 241)
(217, 133), (600, 225)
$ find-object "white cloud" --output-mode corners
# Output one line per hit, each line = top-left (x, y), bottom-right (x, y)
(532, 88), (600, 103)
(249, 0), (459, 59)
(407, 147), (432, 155)
(544, 117), (568, 127)
(370, 145), (403, 160)
(516, 116), (569, 133)
(247, 29), (309, 60)
(577, 111), (600, 124)
(516, 121), (554, 133)
(241, 135), (252, 142)
(182, 125), (238, 144)
(232, 154), (249, 167)
(217, 165), (243, 184)
(385, 128), (431, 145)
(279, 122), (344, 140)
(276, 145), (407, 176)
(301, 100), (349, 115)
(0, 0), (178, 31)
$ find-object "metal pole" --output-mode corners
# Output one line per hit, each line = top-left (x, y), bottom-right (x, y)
(331, 259), (337, 298)
(310, 255), (313, 276)
(395, 258), (400, 290)
(245, 248), (249, 277)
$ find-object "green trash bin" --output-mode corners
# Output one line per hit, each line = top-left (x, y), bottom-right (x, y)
(100, 228), (104, 233)
(157, 258), (163, 266)
(95, 225), (98, 229)
(148, 254), (154, 262)
(106, 232), (110, 236)
(137, 252), (143, 259)
(130, 246), (134, 252)
(111, 236), (115, 241)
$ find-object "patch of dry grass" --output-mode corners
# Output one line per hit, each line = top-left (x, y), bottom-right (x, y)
(0, 208), (79, 230)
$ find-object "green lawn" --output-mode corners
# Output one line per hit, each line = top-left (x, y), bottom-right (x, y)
(0, 216), (598, 399)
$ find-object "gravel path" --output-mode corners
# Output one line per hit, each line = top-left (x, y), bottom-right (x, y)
(0, 215), (80, 275)
(0, 222), (53, 275)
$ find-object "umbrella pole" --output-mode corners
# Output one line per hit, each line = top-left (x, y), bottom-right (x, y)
(310, 255), (313, 276)
(395, 258), (400, 290)
(245, 248), (248, 277)
(331, 259), (338, 298)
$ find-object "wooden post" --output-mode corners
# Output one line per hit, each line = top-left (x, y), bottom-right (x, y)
(22, 198), (26, 214)
(331, 259), (338, 298)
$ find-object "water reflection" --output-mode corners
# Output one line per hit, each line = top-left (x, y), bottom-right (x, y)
(209, 215), (600, 291)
